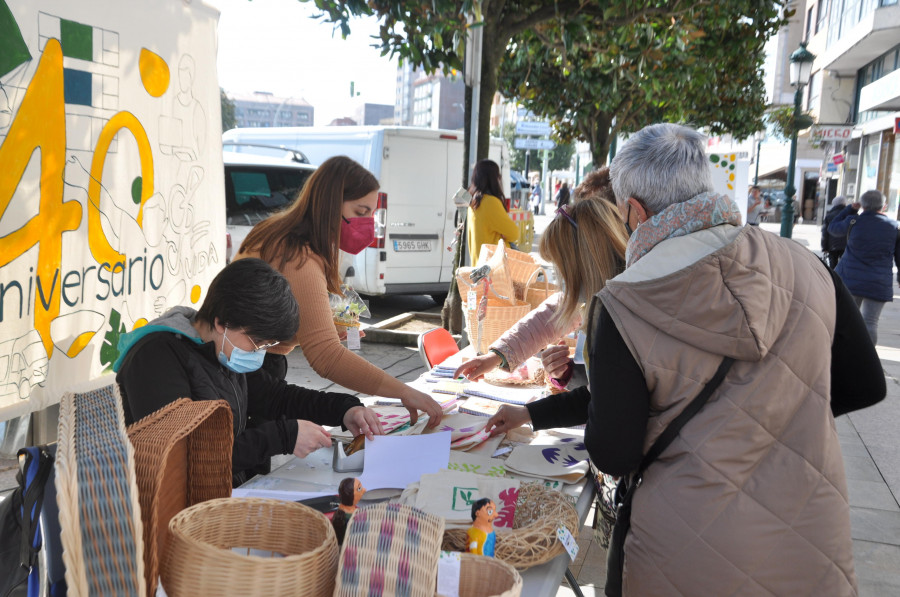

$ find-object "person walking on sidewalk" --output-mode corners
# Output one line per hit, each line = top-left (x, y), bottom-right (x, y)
(828, 189), (900, 344)
(821, 195), (848, 268)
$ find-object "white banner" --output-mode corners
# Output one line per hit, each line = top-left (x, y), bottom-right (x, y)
(810, 125), (854, 142)
(0, 0), (225, 420)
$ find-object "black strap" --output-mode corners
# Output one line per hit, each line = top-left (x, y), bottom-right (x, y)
(637, 357), (735, 476)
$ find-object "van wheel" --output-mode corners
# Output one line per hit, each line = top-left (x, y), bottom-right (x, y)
(430, 293), (448, 305)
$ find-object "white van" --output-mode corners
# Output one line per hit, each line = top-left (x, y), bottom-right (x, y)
(222, 126), (511, 299)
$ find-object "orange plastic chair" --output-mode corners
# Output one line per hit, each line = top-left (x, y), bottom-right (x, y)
(417, 328), (459, 369)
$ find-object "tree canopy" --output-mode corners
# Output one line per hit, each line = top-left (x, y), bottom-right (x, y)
(499, 3), (787, 166)
(302, 0), (780, 161)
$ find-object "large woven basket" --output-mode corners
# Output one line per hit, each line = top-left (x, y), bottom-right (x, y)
(160, 497), (338, 596)
(127, 398), (233, 596)
(456, 554), (523, 597)
(335, 502), (445, 597)
(464, 297), (532, 354)
(56, 384), (147, 597)
(442, 483), (578, 570)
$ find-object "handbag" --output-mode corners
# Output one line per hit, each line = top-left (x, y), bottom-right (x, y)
(605, 356), (734, 597)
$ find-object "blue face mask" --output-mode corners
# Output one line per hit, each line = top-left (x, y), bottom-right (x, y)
(218, 328), (266, 373)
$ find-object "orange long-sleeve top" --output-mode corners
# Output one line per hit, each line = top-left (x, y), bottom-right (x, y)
(235, 248), (391, 396)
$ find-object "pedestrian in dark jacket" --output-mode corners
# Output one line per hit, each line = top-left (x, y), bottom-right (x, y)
(114, 258), (384, 486)
(829, 189), (900, 344)
(555, 183), (570, 207)
(821, 195), (848, 268)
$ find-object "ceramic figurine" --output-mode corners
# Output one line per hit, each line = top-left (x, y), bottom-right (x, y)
(331, 477), (366, 545)
(466, 497), (497, 557)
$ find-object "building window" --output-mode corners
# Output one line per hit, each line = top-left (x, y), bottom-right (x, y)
(806, 70), (822, 110)
(816, 0), (829, 32)
(806, 6), (815, 39)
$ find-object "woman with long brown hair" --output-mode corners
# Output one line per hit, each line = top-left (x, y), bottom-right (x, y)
(235, 156), (442, 427)
(467, 159), (519, 263)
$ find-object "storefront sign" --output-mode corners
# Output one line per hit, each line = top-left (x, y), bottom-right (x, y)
(833, 154), (845, 165)
(810, 125), (854, 142)
(826, 162), (838, 173)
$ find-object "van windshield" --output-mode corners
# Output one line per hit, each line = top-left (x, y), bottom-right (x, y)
(225, 165), (313, 226)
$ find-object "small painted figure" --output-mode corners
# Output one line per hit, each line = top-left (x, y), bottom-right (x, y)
(331, 477), (366, 545)
(466, 497), (497, 557)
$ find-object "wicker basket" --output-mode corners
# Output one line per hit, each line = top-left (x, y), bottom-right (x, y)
(56, 384), (147, 597)
(463, 297), (532, 354)
(479, 243), (541, 289)
(160, 497), (338, 596)
(335, 502), (444, 597)
(442, 483), (578, 570)
(126, 398), (233, 596)
(456, 554), (523, 597)
(522, 266), (559, 310)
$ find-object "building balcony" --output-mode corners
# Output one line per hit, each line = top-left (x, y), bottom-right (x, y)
(820, 3), (900, 76)
(858, 68), (900, 112)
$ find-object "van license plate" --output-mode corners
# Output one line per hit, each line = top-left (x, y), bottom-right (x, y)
(393, 240), (433, 252)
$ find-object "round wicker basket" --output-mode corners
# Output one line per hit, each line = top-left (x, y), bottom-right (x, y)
(458, 554), (523, 597)
(160, 497), (338, 597)
(442, 483), (578, 570)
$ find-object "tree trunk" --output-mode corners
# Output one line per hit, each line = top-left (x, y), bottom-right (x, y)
(476, 25), (502, 161)
(586, 113), (613, 168)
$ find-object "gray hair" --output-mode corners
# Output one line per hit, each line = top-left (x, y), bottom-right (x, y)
(831, 195), (846, 207)
(859, 190), (885, 212)
(610, 123), (713, 214)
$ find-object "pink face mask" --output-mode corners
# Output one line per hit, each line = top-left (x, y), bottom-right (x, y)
(340, 216), (375, 254)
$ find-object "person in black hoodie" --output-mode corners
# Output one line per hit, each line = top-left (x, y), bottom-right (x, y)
(821, 195), (848, 268)
(114, 258), (383, 486)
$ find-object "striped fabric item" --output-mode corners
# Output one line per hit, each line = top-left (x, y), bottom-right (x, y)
(56, 384), (146, 597)
(335, 503), (444, 597)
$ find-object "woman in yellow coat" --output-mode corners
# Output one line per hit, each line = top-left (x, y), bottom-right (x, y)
(467, 159), (519, 263)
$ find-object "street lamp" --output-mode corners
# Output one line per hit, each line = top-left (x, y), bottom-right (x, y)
(780, 42), (816, 239)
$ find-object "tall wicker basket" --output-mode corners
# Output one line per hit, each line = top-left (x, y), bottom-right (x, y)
(160, 497), (338, 596)
(126, 398), (233, 596)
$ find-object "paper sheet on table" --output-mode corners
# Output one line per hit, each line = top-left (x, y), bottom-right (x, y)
(359, 431), (451, 490)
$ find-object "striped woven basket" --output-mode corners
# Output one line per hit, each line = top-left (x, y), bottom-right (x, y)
(160, 497), (338, 596)
(126, 398), (233, 596)
(56, 384), (147, 597)
(335, 502), (444, 597)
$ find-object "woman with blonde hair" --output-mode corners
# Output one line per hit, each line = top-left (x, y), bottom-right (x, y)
(235, 156), (442, 427)
(455, 170), (623, 384)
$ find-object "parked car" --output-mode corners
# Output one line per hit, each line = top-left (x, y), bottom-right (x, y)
(223, 146), (317, 261)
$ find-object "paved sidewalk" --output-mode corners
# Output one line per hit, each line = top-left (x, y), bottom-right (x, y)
(283, 221), (900, 596)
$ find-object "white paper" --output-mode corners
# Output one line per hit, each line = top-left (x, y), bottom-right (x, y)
(347, 327), (361, 350)
(436, 551), (462, 597)
(359, 432), (451, 490)
(557, 524), (579, 561)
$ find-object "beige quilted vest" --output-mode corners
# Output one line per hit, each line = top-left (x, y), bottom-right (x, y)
(596, 225), (857, 596)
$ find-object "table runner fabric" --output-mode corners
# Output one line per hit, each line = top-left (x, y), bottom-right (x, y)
(56, 384), (147, 597)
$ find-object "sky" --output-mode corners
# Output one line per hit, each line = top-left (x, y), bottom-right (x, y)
(207, 0), (399, 125)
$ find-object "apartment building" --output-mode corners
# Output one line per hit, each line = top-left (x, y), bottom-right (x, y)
(805, 0), (900, 216)
(394, 63), (464, 130)
(229, 91), (314, 128)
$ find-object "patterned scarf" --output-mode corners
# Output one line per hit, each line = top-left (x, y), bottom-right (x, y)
(625, 192), (743, 267)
